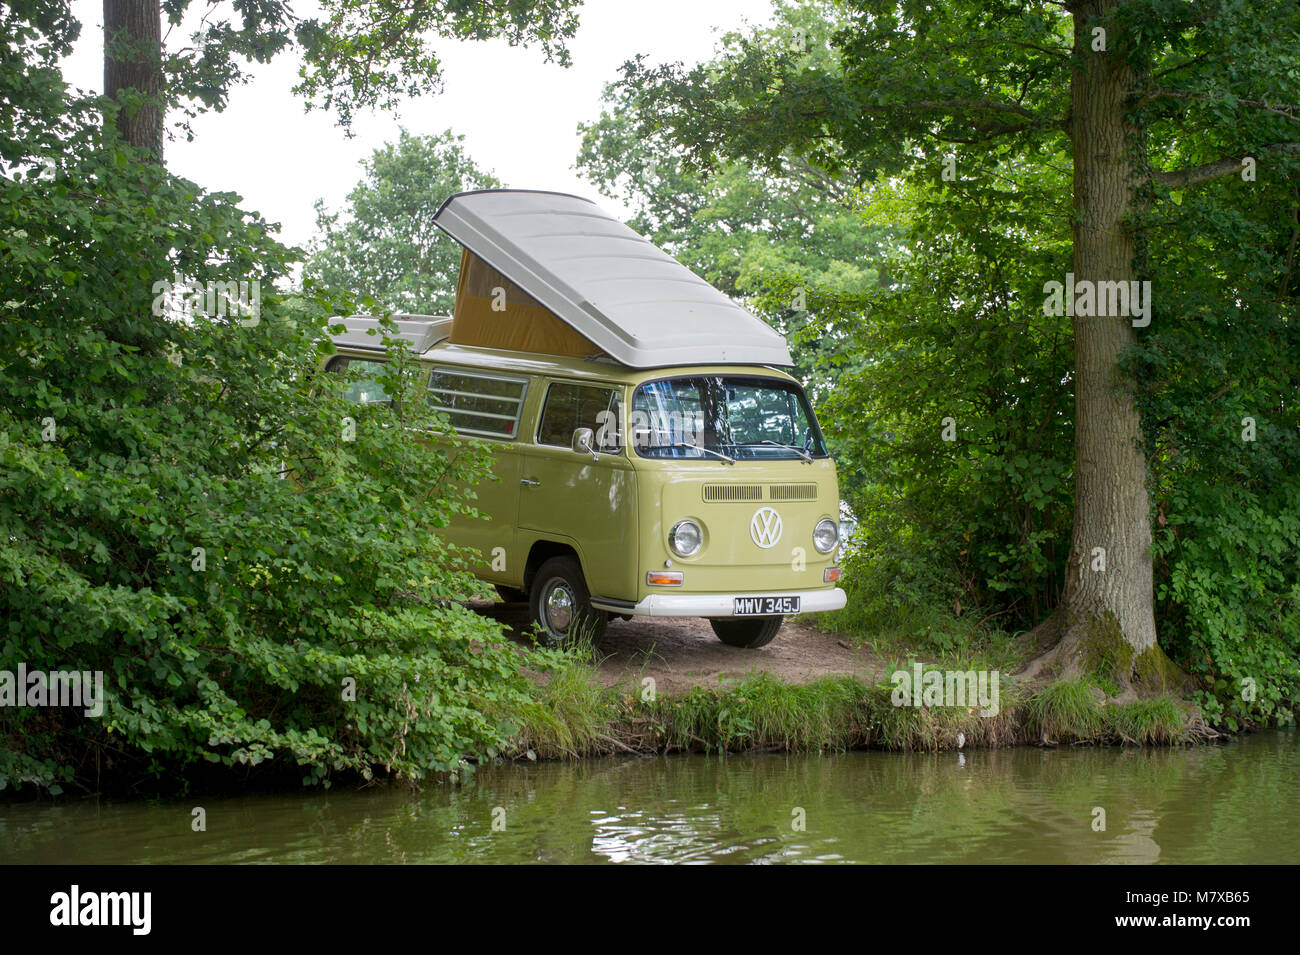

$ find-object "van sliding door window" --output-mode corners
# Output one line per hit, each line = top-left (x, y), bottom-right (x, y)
(426, 367), (529, 439)
(536, 382), (622, 452)
(325, 356), (394, 405)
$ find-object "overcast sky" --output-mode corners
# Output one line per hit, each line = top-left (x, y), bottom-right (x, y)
(59, 0), (775, 250)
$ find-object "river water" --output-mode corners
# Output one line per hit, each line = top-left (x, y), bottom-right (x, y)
(3, 729), (1295, 864)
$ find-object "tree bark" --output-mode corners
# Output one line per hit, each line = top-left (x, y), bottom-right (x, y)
(103, 0), (163, 160)
(1026, 0), (1161, 684)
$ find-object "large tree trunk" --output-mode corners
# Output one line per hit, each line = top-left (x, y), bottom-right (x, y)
(103, 0), (163, 160)
(1025, 1), (1173, 692)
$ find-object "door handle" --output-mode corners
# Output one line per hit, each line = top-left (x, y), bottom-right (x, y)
(520, 478), (541, 487)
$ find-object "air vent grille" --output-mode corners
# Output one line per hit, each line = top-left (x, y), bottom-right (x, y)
(769, 483), (818, 501)
(702, 484), (764, 502)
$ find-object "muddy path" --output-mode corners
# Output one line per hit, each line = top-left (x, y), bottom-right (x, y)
(469, 599), (886, 694)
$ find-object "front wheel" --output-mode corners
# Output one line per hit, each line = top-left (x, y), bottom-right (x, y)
(529, 556), (607, 646)
(710, 615), (783, 649)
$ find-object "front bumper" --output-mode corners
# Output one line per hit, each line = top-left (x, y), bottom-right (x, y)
(591, 587), (847, 618)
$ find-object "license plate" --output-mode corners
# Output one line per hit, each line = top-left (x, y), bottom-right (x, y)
(733, 595), (800, 616)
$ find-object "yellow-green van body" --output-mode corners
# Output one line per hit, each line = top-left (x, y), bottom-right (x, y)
(324, 339), (846, 618)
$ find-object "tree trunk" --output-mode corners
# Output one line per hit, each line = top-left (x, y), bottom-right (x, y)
(1025, 0), (1169, 690)
(103, 0), (163, 160)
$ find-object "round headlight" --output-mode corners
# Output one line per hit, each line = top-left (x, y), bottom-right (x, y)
(813, 518), (839, 554)
(670, 520), (703, 557)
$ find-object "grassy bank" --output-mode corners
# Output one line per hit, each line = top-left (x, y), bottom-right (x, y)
(509, 665), (1210, 761)
(503, 600), (1226, 760)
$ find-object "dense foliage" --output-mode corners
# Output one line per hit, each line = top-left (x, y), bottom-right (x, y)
(1137, 151), (1300, 730)
(814, 160), (1076, 638)
(586, 0), (1300, 724)
(305, 129), (501, 315)
(0, 5), (559, 794)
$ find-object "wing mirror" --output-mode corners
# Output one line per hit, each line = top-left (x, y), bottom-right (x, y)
(571, 427), (599, 461)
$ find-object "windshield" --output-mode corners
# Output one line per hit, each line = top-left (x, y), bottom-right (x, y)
(630, 376), (826, 461)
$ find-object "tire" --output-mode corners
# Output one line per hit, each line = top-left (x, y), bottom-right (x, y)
(528, 556), (607, 646)
(710, 615), (783, 649)
(494, 584), (527, 603)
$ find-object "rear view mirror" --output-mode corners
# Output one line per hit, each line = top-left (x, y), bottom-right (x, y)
(572, 428), (599, 460)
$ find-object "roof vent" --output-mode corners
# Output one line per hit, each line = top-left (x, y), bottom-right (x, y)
(329, 314), (452, 354)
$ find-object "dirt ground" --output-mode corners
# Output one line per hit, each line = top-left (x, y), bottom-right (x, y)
(468, 598), (885, 694)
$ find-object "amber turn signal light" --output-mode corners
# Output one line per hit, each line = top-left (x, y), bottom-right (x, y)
(646, 571), (684, 586)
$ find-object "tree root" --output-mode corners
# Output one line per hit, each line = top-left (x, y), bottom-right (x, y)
(1015, 607), (1194, 701)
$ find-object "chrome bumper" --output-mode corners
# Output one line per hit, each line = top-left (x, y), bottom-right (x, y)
(591, 587), (847, 618)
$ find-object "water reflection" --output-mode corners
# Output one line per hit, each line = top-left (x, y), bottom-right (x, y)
(1, 729), (1295, 864)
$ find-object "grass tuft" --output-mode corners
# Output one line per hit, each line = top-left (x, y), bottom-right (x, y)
(1110, 696), (1188, 744)
(1026, 680), (1104, 742)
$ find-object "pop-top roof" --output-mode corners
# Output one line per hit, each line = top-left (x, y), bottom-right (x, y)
(432, 189), (793, 368)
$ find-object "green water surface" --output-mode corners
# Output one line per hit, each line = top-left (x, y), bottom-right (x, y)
(3, 730), (1295, 864)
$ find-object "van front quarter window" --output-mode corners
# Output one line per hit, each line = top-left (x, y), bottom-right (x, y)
(326, 356), (393, 405)
(537, 382), (622, 452)
(631, 376), (826, 460)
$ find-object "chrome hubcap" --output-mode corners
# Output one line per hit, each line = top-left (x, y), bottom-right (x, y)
(544, 581), (575, 633)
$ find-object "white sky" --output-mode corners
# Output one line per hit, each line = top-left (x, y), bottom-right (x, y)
(60, 0), (775, 250)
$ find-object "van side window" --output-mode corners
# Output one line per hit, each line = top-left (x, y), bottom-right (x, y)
(427, 367), (529, 440)
(326, 356), (392, 405)
(537, 382), (622, 453)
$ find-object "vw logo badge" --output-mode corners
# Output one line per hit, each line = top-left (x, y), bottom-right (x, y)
(750, 506), (783, 549)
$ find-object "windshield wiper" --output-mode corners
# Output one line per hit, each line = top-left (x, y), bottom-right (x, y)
(756, 440), (814, 463)
(657, 442), (736, 464)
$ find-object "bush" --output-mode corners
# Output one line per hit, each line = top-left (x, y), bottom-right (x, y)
(0, 28), (559, 794)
